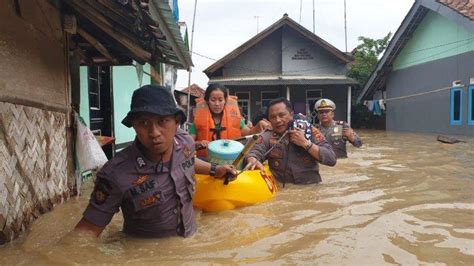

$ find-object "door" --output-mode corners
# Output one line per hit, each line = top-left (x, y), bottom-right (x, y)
(306, 89), (322, 124)
(236, 92), (250, 124)
(88, 66), (114, 159)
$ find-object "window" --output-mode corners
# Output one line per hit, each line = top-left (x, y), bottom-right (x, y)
(468, 85), (474, 125)
(88, 67), (101, 110)
(450, 87), (463, 125)
(261, 91), (280, 108)
(306, 89), (322, 123)
(236, 92), (250, 121)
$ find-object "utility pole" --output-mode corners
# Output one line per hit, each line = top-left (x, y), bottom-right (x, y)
(186, 0), (197, 123)
(312, 0), (315, 33)
(344, 0), (348, 52)
(299, 0), (303, 23)
(254, 15), (261, 33)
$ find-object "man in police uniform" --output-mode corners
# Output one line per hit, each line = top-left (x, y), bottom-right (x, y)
(314, 98), (362, 158)
(245, 98), (336, 185)
(75, 85), (236, 238)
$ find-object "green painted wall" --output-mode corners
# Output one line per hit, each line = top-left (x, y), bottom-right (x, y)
(79, 66), (90, 126)
(393, 11), (474, 70)
(112, 64), (152, 145)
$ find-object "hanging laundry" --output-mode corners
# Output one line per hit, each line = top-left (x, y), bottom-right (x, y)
(379, 99), (385, 111)
(367, 100), (375, 112)
(373, 100), (382, 116)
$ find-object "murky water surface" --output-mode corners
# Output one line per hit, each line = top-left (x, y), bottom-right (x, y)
(1, 130), (473, 265)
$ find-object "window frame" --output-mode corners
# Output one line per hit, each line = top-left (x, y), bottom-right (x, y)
(88, 66), (101, 111)
(450, 87), (463, 125)
(468, 85), (474, 125)
(235, 92), (251, 121)
(261, 91), (280, 108)
(305, 89), (322, 124)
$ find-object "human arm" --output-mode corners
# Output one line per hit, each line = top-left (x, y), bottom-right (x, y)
(289, 128), (320, 160)
(189, 123), (210, 149)
(195, 158), (237, 178)
(241, 119), (271, 136)
(290, 127), (336, 166)
(74, 166), (122, 237)
(342, 126), (362, 147)
(244, 133), (269, 171)
(74, 218), (105, 237)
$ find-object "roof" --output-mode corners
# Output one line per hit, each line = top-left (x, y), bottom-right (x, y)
(209, 75), (358, 86)
(357, 0), (474, 102)
(59, 0), (192, 69)
(438, 0), (474, 20)
(181, 84), (205, 98)
(204, 14), (352, 77)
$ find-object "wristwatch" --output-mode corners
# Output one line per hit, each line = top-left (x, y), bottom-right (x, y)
(209, 163), (218, 176)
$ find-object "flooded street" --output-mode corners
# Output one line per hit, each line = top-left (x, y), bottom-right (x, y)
(1, 130), (473, 265)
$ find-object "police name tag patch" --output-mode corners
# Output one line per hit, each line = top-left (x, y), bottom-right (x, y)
(181, 157), (195, 171)
(93, 178), (112, 205)
(129, 179), (156, 197)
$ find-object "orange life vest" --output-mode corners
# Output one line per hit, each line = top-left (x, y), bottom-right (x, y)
(194, 96), (242, 158)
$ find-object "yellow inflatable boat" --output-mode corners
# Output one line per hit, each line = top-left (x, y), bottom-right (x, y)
(193, 165), (278, 212)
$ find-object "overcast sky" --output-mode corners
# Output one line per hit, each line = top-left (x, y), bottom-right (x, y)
(175, 0), (415, 90)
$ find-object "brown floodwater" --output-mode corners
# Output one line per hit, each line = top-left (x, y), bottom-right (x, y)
(1, 130), (473, 265)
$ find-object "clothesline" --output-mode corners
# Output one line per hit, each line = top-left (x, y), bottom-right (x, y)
(363, 84), (469, 115)
(384, 85), (454, 102)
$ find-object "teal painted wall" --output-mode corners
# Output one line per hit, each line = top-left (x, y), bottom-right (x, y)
(393, 11), (474, 70)
(112, 64), (152, 145)
(79, 66), (90, 126)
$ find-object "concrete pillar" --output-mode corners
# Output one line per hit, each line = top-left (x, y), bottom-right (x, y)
(347, 86), (351, 125)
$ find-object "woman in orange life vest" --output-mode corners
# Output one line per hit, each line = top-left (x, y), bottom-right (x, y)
(189, 83), (271, 158)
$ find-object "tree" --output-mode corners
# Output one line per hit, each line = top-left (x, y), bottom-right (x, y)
(348, 33), (392, 129)
(348, 33), (392, 94)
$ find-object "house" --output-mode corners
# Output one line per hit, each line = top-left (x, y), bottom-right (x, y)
(0, 0), (191, 244)
(174, 84), (205, 123)
(75, 1), (192, 156)
(357, 0), (474, 136)
(204, 14), (357, 125)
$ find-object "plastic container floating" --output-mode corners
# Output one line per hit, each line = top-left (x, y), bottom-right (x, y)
(207, 139), (244, 168)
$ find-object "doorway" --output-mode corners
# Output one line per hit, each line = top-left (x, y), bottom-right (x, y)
(88, 66), (114, 159)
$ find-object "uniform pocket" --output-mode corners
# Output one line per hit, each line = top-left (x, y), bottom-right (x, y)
(184, 172), (195, 199)
(131, 190), (164, 212)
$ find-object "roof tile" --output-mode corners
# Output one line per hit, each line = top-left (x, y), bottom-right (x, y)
(437, 0), (474, 20)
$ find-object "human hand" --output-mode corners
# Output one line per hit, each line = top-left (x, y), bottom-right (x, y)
(214, 164), (237, 179)
(289, 128), (310, 148)
(196, 140), (210, 150)
(342, 128), (354, 141)
(245, 157), (264, 171)
(256, 119), (272, 132)
(296, 113), (307, 119)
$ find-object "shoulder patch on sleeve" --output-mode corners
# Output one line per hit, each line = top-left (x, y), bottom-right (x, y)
(93, 178), (112, 205)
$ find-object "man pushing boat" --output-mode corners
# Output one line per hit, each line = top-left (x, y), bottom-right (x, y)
(245, 98), (336, 185)
(75, 85), (236, 238)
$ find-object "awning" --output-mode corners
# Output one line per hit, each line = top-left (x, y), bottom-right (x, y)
(209, 75), (358, 86)
(60, 0), (192, 69)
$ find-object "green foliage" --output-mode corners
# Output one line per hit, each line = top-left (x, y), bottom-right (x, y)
(348, 33), (392, 129)
(348, 33), (392, 92)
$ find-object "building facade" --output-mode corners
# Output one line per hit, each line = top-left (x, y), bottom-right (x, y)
(204, 15), (357, 125)
(0, 0), (191, 244)
(358, 0), (474, 136)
